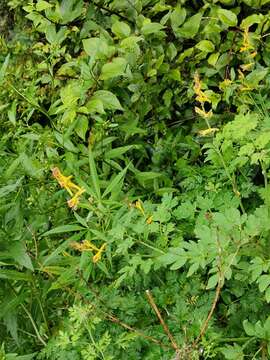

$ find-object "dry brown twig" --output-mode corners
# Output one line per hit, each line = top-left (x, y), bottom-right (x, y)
(146, 289), (180, 353)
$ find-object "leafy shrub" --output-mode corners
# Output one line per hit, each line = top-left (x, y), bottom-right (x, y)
(2, 0), (270, 359)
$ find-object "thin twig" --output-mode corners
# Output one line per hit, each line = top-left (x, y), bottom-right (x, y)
(146, 289), (179, 352)
(92, 0), (134, 24)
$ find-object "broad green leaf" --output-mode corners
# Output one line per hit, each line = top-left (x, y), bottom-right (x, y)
(221, 344), (244, 359)
(100, 57), (127, 80)
(42, 225), (85, 236)
(112, 21), (131, 38)
(91, 90), (123, 111)
(36, 0), (52, 11)
(196, 40), (215, 53)
(177, 13), (202, 39)
(206, 274), (219, 289)
(10, 242), (33, 271)
(243, 319), (255, 336)
(86, 99), (104, 114)
(141, 22), (164, 35)
(258, 274), (270, 292)
(89, 148), (101, 200)
(75, 116), (88, 140)
(83, 38), (109, 59)
(240, 14), (264, 28)
(170, 6), (186, 28)
(158, 248), (187, 270)
(218, 9), (238, 27)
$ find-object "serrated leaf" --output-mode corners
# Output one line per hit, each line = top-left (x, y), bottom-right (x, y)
(83, 37), (110, 59)
(258, 274), (270, 292)
(243, 319), (255, 336)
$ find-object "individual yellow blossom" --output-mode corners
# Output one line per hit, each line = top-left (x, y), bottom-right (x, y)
(238, 69), (245, 80)
(52, 167), (85, 208)
(240, 27), (254, 52)
(198, 128), (219, 137)
(70, 240), (99, 252)
(193, 72), (210, 104)
(52, 167), (81, 195)
(135, 200), (145, 216)
(249, 51), (257, 58)
(240, 62), (254, 71)
(195, 107), (213, 119)
(93, 243), (106, 263)
(146, 215), (153, 224)
(67, 187), (86, 209)
(223, 79), (232, 86)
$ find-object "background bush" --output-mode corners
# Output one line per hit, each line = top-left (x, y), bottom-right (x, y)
(1, 0), (270, 359)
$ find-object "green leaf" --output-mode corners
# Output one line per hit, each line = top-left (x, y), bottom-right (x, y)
(258, 274), (270, 292)
(102, 168), (128, 199)
(89, 148), (101, 200)
(141, 22), (164, 35)
(42, 225), (85, 236)
(218, 9), (238, 27)
(0, 54), (10, 84)
(91, 90), (123, 111)
(0, 178), (22, 199)
(36, 0), (52, 11)
(243, 319), (255, 336)
(170, 6), (186, 28)
(75, 116), (88, 140)
(240, 14), (264, 28)
(100, 57), (127, 80)
(206, 274), (219, 289)
(266, 287), (270, 303)
(10, 242), (33, 271)
(0, 269), (32, 282)
(7, 100), (17, 126)
(112, 21), (131, 38)
(177, 13), (202, 39)
(105, 145), (134, 159)
(86, 99), (105, 114)
(196, 40), (215, 53)
(158, 248), (187, 270)
(83, 38), (110, 59)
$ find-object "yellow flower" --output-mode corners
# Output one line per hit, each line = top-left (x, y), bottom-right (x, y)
(52, 167), (85, 208)
(146, 215), (153, 224)
(67, 187), (86, 209)
(135, 200), (145, 216)
(193, 72), (210, 104)
(198, 128), (219, 137)
(52, 167), (81, 195)
(93, 243), (106, 263)
(195, 107), (213, 119)
(70, 240), (99, 252)
(240, 62), (254, 71)
(240, 27), (254, 52)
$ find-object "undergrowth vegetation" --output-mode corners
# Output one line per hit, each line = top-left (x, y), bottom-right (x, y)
(2, 0), (270, 359)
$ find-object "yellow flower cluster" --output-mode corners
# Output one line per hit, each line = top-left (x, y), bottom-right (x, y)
(239, 27), (257, 84)
(70, 240), (106, 263)
(52, 167), (85, 209)
(193, 72), (213, 121)
(134, 199), (153, 224)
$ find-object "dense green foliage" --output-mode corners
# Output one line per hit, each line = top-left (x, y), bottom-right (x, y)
(2, 0), (270, 359)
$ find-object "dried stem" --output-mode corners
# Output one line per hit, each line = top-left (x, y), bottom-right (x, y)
(146, 289), (180, 352)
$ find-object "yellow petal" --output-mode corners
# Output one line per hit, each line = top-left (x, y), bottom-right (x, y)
(198, 128), (219, 137)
